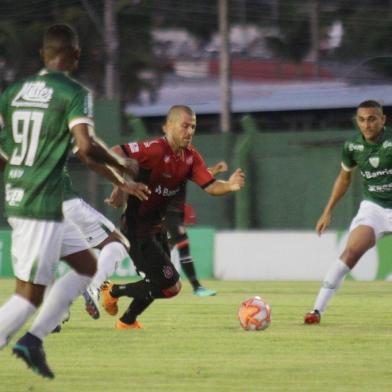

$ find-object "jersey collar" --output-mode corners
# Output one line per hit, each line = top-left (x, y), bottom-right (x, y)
(38, 68), (69, 76)
(361, 127), (387, 146)
(163, 136), (191, 157)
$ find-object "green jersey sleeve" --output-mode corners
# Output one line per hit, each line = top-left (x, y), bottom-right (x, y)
(0, 89), (8, 127)
(341, 141), (357, 171)
(67, 88), (94, 131)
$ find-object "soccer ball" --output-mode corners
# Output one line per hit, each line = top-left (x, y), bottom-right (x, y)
(237, 296), (271, 331)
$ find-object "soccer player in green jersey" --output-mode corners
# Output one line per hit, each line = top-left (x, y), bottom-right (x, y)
(304, 100), (392, 324)
(0, 24), (139, 378)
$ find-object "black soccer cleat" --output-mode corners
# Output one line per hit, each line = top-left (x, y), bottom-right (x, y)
(12, 334), (54, 379)
(51, 325), (62, 333)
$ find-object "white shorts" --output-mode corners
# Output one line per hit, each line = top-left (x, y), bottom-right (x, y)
(8, 217), (64, 285)
(8, 217), (91, 284)
(61, 218), (91, 258)
(63, 198), (115, 248)
(349, 200), (392, 240)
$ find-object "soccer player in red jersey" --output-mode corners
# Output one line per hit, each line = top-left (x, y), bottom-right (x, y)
(102, 105), (245, 329)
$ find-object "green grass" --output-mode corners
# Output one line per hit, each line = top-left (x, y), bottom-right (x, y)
(0, 279), (391, 392)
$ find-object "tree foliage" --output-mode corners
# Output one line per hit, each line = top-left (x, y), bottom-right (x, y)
(0, 0), (161, 101)
(333, 0), (392, 80)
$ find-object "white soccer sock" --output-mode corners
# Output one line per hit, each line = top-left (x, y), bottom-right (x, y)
(44, 280), (70, 323)
(90, 242), (128, 290)
(29, 271), (92, 340)
(0, 294), (36, 349)
(313, 259), (350, 313)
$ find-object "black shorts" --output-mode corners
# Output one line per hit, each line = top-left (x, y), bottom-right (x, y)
(128, 230), (180, 289)
(165, 209), (184, 239)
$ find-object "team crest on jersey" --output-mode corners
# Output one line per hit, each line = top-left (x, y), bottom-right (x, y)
(164, 155), (170, 163)
(163, 265), (174, 279)
(12, 82), (53, 109)
(186, 156), (193, 165)
(369, 156), (380, 168)
(129, 142), (139, 153)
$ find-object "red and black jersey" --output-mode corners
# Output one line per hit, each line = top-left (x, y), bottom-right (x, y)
(121, 136), (215, 235)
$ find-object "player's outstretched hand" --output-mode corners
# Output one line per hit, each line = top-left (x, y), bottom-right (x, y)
(121, 180), (150, 201)
(209, 160), (228, 175)
(105, 186), (126, 208)
(315, 211), (332, 236)
(228, 168), (245, 192)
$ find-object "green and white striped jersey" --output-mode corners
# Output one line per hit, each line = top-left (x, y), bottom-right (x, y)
(342, 128), (392, 208)
(0, 69), (93, 220)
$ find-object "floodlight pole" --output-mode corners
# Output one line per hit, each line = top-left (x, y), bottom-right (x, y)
(219, 0), (232, 133)
(81, 0), (119, 99)
(309, 0), (320, 76)
(104, 0), (119, 99)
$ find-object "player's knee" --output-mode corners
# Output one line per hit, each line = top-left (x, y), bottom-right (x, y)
(162, 280), (182, 298)
(86, 261), (97, 277)
(79, 255), (97, 277)
(107, 240), (129, 260)
(16, 280), (45, 307)
(340, 247), (361, 267)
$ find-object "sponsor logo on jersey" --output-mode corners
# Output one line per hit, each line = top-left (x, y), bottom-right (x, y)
(362, 168), (392, 179)
(369, 156), (380, 168)
(154, 184), (180, 197)
(5, 184), (24, 206)
(12, 82), (53, 109)
(368, 182), (392, 192)
(383, 140), (392, 148)
(84, 92), (93, 117)
(143, 140), (159, 148)
(348, 143), (364, 152)
(162, 172), (171, 178)
(129, 142), (139, 153)
(8, 169), (24, 179)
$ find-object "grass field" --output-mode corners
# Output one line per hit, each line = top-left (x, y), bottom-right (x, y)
(0, 278), (392, 392)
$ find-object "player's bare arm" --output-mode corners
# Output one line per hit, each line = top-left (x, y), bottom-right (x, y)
(105, 185), (126, 208)
(205, 168), (245, 195)
(0, 114), (7, 171)
(316, 168), (353, 235)
(0, 147), (8, 171)
(77, 151), (150, 201)
(71, 124), (135, 178)
(105, 144), (151, 204)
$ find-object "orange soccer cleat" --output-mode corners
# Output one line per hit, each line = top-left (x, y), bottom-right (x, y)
(115, 320), (143, 330)
(304, 310), (321, 324)
(101, 281), (118, 316)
